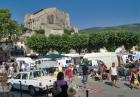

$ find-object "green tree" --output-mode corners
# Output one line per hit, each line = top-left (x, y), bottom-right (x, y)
(71, 33), (89, 54)
(136, 32), (140, 51)
(35, 29), (45, 34)
(88, 31), (139, 52)
(27, 34), (49, 55)
(60, 34), (72, 53)
(47, 34), (71, 53)
(116, 31), (139, 51)
(89, 32), (106, 52)
(64, 28), (74, 35)
(0, 9), (19, 41)
(104, 32), (117, 51)
(47, 34), (61, 53)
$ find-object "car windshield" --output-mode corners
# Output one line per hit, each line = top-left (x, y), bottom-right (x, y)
(22, 73), (28, 79)
(33, 71), (45, 78)
(15, 73), (21, 79)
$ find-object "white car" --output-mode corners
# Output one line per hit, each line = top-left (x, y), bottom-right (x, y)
(7, 70), (54, 96)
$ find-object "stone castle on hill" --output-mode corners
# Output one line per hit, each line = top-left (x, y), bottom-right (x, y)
(0, 8), (78, 57)
(24, 8), (77, 36)
(16, 8), (78, 55)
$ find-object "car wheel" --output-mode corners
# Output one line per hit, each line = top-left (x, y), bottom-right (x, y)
(29, 86), (36, 96)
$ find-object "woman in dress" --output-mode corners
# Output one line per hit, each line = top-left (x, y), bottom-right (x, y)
(67, 65), (73, 83)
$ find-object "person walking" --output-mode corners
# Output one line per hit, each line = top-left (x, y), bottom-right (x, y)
(82, 64), (88, 83)
(52, 72), (68, 97)
(58, 63), (62, 72)
(8, 64), (14, 78)
(73, 64), (77, 75)
(21, 61), (26, 71)
(53, 67), (59, 81)
(110, 62), (118, 87)
(67, 65), (73, 83)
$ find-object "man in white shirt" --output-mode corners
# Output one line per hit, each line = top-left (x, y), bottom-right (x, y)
(21, 63), (26, 71)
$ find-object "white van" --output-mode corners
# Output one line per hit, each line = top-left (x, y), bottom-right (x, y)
(57, 57), (72, 67)
(63, 54), (83, 65)
(15, 57), (35, 69)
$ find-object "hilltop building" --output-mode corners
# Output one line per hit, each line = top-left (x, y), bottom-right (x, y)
(16, 8), (78, 55)
(24, 8), (75, 36)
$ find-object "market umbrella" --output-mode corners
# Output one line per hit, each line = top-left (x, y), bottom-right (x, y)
(45, 54), (66, 59)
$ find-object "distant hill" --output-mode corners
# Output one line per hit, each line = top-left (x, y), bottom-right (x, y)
(80, 23), (140, 33)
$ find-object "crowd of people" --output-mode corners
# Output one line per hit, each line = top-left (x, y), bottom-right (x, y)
(51, 59), (140, 97)
(0, 60), (36, 79)
(0, 62), (16, 79)
(125, 58), (140, 89)
(0, 57), (140, 97)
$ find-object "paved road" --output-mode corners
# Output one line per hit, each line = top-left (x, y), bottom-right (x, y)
(0, 77), (140, 97)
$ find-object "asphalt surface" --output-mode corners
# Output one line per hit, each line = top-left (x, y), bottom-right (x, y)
(0, 76), (140, 97)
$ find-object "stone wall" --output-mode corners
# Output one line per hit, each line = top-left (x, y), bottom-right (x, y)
(24, 8), (71, 36)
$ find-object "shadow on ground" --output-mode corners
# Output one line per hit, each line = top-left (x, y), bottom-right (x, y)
(117, 94), (125, 97)
(104, 81), (112, 87)
(0, 92), (15, 97)
(124, 83), (132, 89)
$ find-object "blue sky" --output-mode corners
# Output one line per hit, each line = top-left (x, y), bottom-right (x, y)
(0, 0), (140, 29)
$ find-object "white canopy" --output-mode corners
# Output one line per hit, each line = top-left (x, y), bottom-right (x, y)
(84, 52), (118, 68)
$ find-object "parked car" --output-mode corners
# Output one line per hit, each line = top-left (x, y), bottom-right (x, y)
(7, 70), (54, 96)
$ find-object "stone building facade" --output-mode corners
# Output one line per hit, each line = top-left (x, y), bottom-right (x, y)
(24, 8), (72, 36)
(17, 7), (78, 55)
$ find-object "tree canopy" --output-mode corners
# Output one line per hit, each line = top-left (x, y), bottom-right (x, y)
(27, 31), (139, 54)
(1, 9), (139, 54)
(27, 34), (49, 55)
(0, 9), (20, 41)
